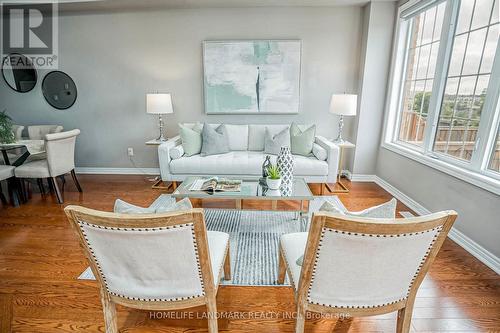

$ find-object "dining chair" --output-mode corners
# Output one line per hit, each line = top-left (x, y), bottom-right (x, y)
(0, 165), (16, 206)
(14, 129), (82, 204)
(27, 125), (63, 140)
(278, 210), (457, 333)
(65, 206), (231, 333)
(12, 125), (25, 140)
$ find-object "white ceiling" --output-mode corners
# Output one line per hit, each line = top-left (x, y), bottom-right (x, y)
(52, 0), (397, 12)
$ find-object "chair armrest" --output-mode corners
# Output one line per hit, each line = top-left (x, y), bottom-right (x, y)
(315, 136), (339, 183)
(158, 136), (182, 181)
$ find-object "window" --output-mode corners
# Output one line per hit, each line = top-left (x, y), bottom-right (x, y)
(489, 122), (500, 172)
(398, 2), (446, 147)
(433, 0), (499, 161)
(385, 0), (500, 194)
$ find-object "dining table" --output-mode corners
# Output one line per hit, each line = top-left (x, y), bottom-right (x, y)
(0, 139), (46, 206)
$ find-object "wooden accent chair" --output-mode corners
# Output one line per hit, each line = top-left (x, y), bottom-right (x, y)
(65, 206), (231, 333)
(278, 210), (457, 333)
(15, 129), (82, 203)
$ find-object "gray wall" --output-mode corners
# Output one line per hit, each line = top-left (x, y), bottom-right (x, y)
(0, 7), (363, 168)
(352, 1), (395, 174)
(376, 149), (500, 258)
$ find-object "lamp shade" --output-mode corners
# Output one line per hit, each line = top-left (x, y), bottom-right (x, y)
(329, 94), (357, 116)
(146, 93), (173, 114)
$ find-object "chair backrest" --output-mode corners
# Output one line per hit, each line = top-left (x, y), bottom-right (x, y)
(45, 129), (80, 177)
(28, 125), (63, 140)
(299, 211), (457, 311)
(12, 125), (24, 140)
(64, 206), (215, 308)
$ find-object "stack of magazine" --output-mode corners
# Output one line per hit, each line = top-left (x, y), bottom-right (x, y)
(189, 177), (242, 192)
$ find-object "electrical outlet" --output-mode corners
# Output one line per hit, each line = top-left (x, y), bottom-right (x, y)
(127, 148), (134, 156)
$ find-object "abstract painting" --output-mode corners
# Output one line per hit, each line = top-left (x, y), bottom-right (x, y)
(203, 40), (301, 114)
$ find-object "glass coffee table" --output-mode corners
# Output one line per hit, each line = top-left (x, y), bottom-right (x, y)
(172, 176), (314, 220)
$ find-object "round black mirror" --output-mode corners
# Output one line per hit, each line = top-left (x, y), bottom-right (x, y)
(1, 53), (37, 93)
(42, 71), (77, 110)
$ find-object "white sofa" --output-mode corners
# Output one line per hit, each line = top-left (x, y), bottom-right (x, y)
(158, 124), (340, 184)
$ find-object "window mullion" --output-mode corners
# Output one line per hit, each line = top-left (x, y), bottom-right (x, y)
(422, 0), (460, 154)
(470, 42), (500, 171)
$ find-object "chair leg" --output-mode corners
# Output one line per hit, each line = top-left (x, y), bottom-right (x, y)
(0, 182), (7, 205)
(295, 301), (306, 333)
(37, 179), (45, 195)
(206, 296), (218, 333)
(51, 177), (63, 204)
(71, 169), (83, 192)
(100, 291), (118, 333)
(223, 248), (231, 281)
(396, 303), (414, 333)
(15, 178), (27, 203)
(278, 248), (287, 284)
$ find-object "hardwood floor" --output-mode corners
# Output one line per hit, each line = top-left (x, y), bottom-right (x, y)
(0, 175), (499, 332)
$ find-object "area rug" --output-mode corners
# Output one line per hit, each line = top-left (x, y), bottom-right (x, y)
(77, 196), (346, 286)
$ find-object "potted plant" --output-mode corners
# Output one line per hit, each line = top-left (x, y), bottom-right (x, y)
(0, 110), (15, 144)
(266, 164), (282, 190)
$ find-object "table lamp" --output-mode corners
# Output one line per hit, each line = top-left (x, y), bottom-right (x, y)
(147, 93), (173, 141)
(329, 93), (357, 143)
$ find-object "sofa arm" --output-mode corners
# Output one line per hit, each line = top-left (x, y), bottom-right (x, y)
(315, 136), (339, 183)
(158, 135), (182, 181)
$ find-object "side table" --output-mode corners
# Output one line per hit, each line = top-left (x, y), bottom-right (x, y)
(325, 140), (355, 193)
(145, 139), (174, 190)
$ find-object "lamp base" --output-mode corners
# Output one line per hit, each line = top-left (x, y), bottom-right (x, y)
(157, 114), (167, 141)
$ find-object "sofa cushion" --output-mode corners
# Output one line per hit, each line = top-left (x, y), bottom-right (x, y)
(264, 127), (291, 155)
(224, 124), (249, 151)
(170, 151), (328, 176)
(180, 123), (203, 157)
(291, 123), (316, 156)
(170, 145), (184, 160)
(312, 143), (327, 161)
(248, 125), (290, 151)
(201, 123), (230, 156)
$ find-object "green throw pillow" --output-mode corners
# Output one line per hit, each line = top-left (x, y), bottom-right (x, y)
(290, 123), (316, 156)
(180, 123), (203, 157)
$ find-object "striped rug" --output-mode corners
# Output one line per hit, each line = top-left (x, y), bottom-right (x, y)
(78, 196), (347, 286)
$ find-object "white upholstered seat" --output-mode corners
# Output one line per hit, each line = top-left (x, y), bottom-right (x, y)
(170, 151), (328, 176)
(0, 165), (15, 180)
(207, 231), (230, 285)
(14, 160), (50, 178)
(280, 232), (308, 290)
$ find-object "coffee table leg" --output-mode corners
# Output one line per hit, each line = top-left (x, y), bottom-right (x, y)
(271, 200), (277, 210)
(235, 199), (242, 210)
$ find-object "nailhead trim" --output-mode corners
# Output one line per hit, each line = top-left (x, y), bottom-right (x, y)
(306, 226), (443, 308)
(78, 220), (206, 302)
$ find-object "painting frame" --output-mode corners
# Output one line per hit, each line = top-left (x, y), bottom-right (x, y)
(202, 40), (302, 115)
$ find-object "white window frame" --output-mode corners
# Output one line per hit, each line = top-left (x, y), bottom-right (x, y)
(382, 0), (500, 195)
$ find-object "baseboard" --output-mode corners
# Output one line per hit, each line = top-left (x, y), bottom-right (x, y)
(372, 175), (500, 275)
(447, 228), (500, 274)
(75, 167), (160, 175)
(350, 174), (376, 182)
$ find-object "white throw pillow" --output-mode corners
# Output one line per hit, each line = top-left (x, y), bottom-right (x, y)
(170, 145), (184, 159)
(114, 199), (156, 214)
(296, 198), (398, 266)
(312, 143), (327, 161)
(320, 198), (397, 219)
(113, 197), (193, 214)
(264, 127), (290, 155)
(156, 198), (193, 213)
